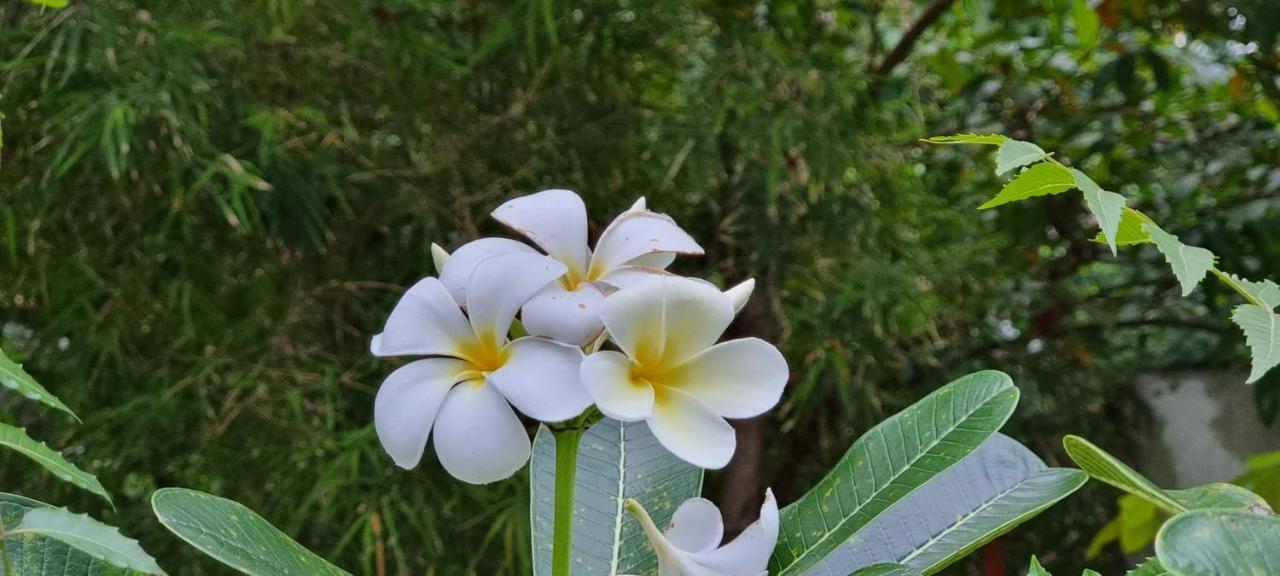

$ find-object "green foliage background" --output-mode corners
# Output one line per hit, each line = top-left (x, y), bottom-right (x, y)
(0, 0), (1277, 573)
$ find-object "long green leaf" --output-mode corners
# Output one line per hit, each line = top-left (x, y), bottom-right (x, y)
(1, 493), (144, 576)
(978, 163), (1076, 210)
(994, 140), (1048, 176)
(768, 370), (1019, 575)
(11, 508), (164, 574)
(1070, 169), (1125, 256)
(0, 347), (78, 420)
(1232, 304), (1280, 384)
(921, 134), (1006, 146)
(851, 563), (923, 576)
(1144, 223), (1216, 297)
(530, 418), (703, 576)
(0, 422), (112, 505)
(1155, 510), (1280, 576)
(151, 488), (351, 576)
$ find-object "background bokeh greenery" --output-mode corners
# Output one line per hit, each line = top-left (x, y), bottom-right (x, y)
(1, 0), (1277, 573)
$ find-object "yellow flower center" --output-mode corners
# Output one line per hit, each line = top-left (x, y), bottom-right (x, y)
(456, 332), (509, 380)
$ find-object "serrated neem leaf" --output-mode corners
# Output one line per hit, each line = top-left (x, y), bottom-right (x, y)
(0, 347), (79, 421)
(994, 140), (1048, 176)
(1229, 275), (1280, 310)
(922, 134), (1006, 146)
(1094, 207), (1155, 246)
(0, 422), (112, 505)
(530, 419), (702, 576)
(979, 162), (1076, 210)
(151, 488), (351, 576)
(1071, 169), (1126, 256)
(1063, 435), (1183, 513)
(1232, 304), (1280, 384)
(1126, 558), (1170, 576)
(851, 563), (923, 576)
(1144, 223), (1215, 297)
(11, 507), (164, 574)
(768, 371), (1019, 576)
(1029, 556), (1052, 576)
(1, 493), (144, 576)
(1155, 510), (1280, 575)
(811, 434), (1085, 575)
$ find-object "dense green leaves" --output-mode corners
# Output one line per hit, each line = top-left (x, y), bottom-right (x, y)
(1144, 223), (1216, 297)
(1233, 304), (1280, 384)
(10, 508), (164, 574)
(0, 423), (112, 505)
(1071, 169), (1126, 256)
(0, 347), (78, 420)
(151, 488), (350, 576)
(768, 371), (1019, 575)
(921, 134), (1006, 146)
(1156, 510), (1280, 575)
(529, 419), (702, 576)
(995, 140), (1048, 176)
(978, 163), (1076, 210)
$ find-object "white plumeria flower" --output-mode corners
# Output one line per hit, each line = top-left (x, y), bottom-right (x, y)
(370, 252), (593, 484)
(624, 489), (779, 576)
(580, 276), (788, 469)
(439, 189), (703, 346)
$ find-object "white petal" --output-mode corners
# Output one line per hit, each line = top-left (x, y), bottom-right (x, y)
(492, 189), (590, 274)
(466, 252), (567, 345)
(665, 498), (724, 554)
(664, 338), (788, 419)
(691, 489), (779, 575)
(581, 350), (653, 421)
(432, 382), (531, 484)
(599, 276), (734, 367)
(628, 197), (647, 212)
(521, 282), (606, 346)
(431, 242), (450, 275)
(488, 337), (591, 422)
(628, 251), (678, 269)
(596, 265), (672, 292)
(371, 277), (477, 357)
(626, 499), (703, 576)
(374, 358), (468, 469)
(438, 238), (538, 306)
(647, 386), (735, 469)
(590, 211), (702, 277)
(723, 278), (755, 314)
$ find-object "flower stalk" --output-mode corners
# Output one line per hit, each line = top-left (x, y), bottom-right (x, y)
(550, 426), (584, 576)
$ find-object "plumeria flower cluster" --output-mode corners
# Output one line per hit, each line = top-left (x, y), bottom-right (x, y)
(370, 189), (789, 484)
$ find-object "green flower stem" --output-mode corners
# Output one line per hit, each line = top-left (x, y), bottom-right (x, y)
(551, 426), (584, 576)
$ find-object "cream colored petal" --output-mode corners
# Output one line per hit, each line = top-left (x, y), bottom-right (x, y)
(690, 489), (779, 575)
(598, 276), (734, 368)
(491, 189), (590, 274)
(488, 337), (590, 422)
(465, 252), (566, 345)
(662, 338), (788, 419)
(723, 278), (754, 314)
(664, 498), (724, 554)
(370, 277), (477, 357)
(438, 238), (538, 306)
(521, 282), (606, 346)
(647, 386), (736, 469)
(432, 381), (531, 485)
(596, 265), (672, 292)
(374, 358), (469, 469)
(581, 350), (654, 421)
(590, 211), (702, 276)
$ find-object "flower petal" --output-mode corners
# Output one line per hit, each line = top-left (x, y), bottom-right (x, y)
(371, 277), (477, 357)
(723, 278), (754, 314)
(521, 282), (606, 346)
(590, 211), (702, 277)
(663, 338), (788, 419)
(492, 189), (590, 274)
(488, 337), (591, 422)
(647, 386), (735, 469)
(432, 381), (531, 484)
(599, 276), (734, 367)
(581, 350), (654, 421)
(466, 252), (567, 345)
(374, 358), (468, 469)
(596, 265), (671, 292)
(664, 498), (724, 554)
(438, 238), (538, 306)
(690, 489), (779, 575)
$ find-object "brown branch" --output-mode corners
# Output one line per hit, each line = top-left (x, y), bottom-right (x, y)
(872, 0), (956, 78)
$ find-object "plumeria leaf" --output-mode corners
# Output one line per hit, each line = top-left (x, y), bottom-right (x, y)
(10, 507), (165, 574)
(994, 140), (1048, 176)
(1126, 558), (1171, 576)
(1, 492), (146, 576)
(1143, 223), (1216, 296)
(978, 162), (1076, 210)
(1094, 207), (1156, 246)
(530, 419), (703, 576)
(1155, 510), (1280, 575)
(921, 133), (1006, 146)
(810, 434), (1085, 574)
(768, 371), (1019, 576)
(0, 347), (79, 421)
(1232, 304), (1280, 384)
(0, 422), (112, 505)
(1070, 169), (1126, 256)
(851, 563), (923, 576)
(151, 488), (351, 576)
